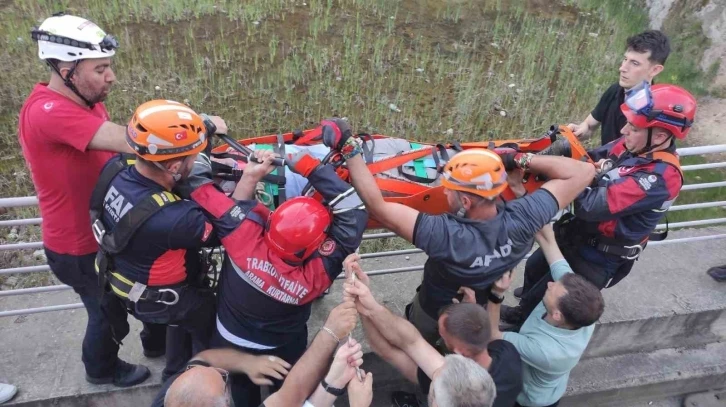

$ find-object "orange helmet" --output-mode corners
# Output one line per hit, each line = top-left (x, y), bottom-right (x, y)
(265, 197), (332, 263)
(126, 100), (208, 161)
(441, 149), (508, 199)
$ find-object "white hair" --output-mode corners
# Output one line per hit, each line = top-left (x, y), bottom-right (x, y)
(431, 354), (497, 407)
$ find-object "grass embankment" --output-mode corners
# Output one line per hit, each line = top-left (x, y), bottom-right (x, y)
(0, 0), (721, 286)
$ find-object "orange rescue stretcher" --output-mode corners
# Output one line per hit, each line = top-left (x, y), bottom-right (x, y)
(210, 125), (592, 229)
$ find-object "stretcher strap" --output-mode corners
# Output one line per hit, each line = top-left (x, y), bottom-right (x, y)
(365, 147), (436, 176)
(409, 143), (428, 179)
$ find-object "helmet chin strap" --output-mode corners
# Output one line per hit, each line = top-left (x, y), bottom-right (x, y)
(153, 161), (183, 183)
(47, 60), (96, 108)
(629, 128), (673, 156)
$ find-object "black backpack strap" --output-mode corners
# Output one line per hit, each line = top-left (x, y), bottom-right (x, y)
(90, 155), (135, 211)
(90, 154), (184, 255)
(90, 155), (136, 226)
(96, 191), (182, 255)
(273, 133), (287, 204)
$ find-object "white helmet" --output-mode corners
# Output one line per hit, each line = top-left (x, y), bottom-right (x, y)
(32, 13), (118, 62)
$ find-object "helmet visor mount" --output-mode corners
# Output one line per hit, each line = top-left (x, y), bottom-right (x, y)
(31, 28), (119, 53)
(625, 81), (692, 132)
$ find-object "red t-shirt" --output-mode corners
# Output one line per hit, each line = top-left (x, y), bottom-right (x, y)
(18, 83), (114, 255)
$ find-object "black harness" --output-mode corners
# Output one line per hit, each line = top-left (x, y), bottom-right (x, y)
(89, 155), (185, 305)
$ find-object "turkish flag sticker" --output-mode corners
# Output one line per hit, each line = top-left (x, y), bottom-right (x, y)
(174, 131), (188, 140)
(202, 222), (214, 242)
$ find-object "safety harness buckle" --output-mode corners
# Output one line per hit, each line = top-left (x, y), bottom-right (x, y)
(156, 289), (180, 305)
(91, 220), (106, 245)
(622, 244), (644, 260)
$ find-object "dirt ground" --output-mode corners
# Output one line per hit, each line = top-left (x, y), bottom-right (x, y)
(690, 95), (726, 148)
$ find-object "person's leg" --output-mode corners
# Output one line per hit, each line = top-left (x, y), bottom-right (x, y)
(521, 248), (550, 296)
(209, 325), (308, 406)
(405, 292), (441, 346)
(140, 322), (167, 358)
(45, 248), (149, 386)
(138, 286), (216, 380)
(502, 248), (551, 325)
(179, 288), (216, 356)
(163, 325), (192, 381)
(80, 290), (127, 377)
(570, 245), (623, 289)
(267, 326), (309, 392)
(210, 331), (264, 407)
(511, 270), (554, 322)
(44, 249), (122, 378)
(230, 371), (263, 407)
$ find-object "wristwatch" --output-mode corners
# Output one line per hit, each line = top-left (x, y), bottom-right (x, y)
(488, 292), (505, 304)
(321, 378), (346, 396)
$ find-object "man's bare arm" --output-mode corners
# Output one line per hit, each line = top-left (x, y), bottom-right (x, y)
(528, 155), (596, 210)
(568, 114), (600, 139)
(264, 300), (357, 407)
(346, 153), (419, 242)
(87, 122), (134, 153)
(487, 298), (504, 341)
(534, 223), (564, 266)
(361, 316), (419, 383)
(191, 349), (291, 385)
(232, 150), (279, 200)
(364, 301), (444, 378)
(346, 262), (444, 380)
(488, 272), (514, 341)
(263, 329), (338, 407)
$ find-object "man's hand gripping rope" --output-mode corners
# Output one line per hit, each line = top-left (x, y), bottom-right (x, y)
(343, 248), (365, 382)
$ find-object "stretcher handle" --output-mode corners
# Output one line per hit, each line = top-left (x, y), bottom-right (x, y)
(215, 133), (285, 167)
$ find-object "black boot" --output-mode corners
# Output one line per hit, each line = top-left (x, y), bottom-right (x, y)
(500, 305), (526, 325)
(707, 265), (726, 282)
(513, 287), (524, 298)
(143, 347), (166, 359)
(86, 359), (151, 387)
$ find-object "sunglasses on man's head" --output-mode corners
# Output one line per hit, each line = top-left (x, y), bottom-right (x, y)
(185, 364), (230, 392)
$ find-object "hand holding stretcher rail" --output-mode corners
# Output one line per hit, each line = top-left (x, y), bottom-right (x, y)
(208, 123), (597, 229)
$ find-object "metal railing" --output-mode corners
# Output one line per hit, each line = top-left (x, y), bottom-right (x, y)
(1, 144), (725, 318)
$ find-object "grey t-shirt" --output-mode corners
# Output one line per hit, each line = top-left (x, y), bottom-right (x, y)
(413, 189), (560, 316)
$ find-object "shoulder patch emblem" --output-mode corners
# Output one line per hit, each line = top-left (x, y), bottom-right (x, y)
(318, 238), (336, 256)
(638, 175), (653, 191)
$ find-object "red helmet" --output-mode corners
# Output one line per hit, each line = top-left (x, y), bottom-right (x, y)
(265, 197), (332, 263)
(620, 83), (697, 139)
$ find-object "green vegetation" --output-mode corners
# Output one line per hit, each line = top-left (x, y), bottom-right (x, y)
(667, 155), (726, 224)
(0, 0), (722, 279)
